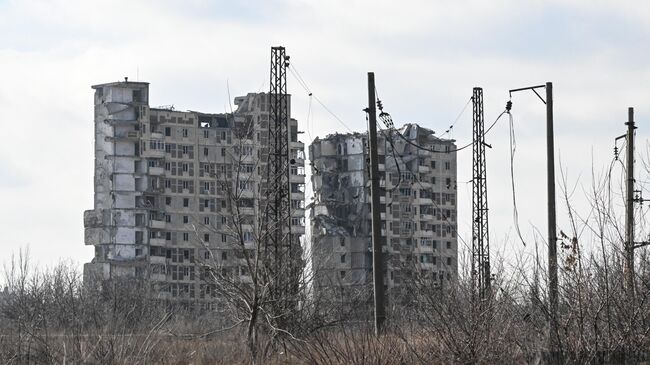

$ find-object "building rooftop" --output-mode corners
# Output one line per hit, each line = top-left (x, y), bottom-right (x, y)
(91, 79), (149, 89)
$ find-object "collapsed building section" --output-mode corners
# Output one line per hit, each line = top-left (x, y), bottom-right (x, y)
(310, 124), (458, 307)
(84, 80), (305, 307)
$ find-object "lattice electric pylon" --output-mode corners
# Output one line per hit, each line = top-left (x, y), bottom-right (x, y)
(472, 87), (491, 301)
(263, 46), (295, 294)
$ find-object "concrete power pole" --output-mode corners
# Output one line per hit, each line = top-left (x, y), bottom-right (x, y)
(508, 82), (559, 363)
(624, 108), (636, 365)
(545, 82), (560, 363)
(624, 107), (636, 301)
(367, 72), (385, 335)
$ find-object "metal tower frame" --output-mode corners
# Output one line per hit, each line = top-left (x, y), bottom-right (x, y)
(264, 46), (293, 279)
(472, 87), (491, 300)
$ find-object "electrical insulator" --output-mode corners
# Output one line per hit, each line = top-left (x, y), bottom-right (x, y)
(506, 100), (513, 113)
(614, 146), (619, 160)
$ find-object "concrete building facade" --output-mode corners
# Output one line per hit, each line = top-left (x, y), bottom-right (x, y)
(309, 124), (458, 305)
(84, 80), (305, 304)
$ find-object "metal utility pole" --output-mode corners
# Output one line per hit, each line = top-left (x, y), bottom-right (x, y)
(624, 107), (636, 300)
(509, 82), (559, 363)
(471, 87), (491, 301)
(367, 72), (385, 335)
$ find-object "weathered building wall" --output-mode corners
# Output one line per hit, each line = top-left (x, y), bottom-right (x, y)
(84, 81), (306, 307)
(310, 124), (458, 307)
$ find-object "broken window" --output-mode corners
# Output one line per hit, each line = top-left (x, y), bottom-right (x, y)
(243, 231), (253, 242)
(135, 214), (144, 227)
(133, 89), (143, 103)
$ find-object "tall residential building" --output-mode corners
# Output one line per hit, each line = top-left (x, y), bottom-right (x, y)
(84, 80), (305, 303)
(309, 124), (458, 305)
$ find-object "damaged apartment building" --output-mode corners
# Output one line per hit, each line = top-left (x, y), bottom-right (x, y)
(84, 80), (306, 305)
(310, 124), (458, 305)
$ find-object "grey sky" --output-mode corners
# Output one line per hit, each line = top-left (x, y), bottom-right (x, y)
(1, 0), (650, 269)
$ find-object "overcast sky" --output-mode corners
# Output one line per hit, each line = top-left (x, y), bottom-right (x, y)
(1, 0), (650, 271)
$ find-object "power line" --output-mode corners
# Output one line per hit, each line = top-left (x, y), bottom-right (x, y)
(379, 107), (507, 154)
(439, 97), (473, 138)
(508, 112), (527, 247)
(287, 63), (355, 133)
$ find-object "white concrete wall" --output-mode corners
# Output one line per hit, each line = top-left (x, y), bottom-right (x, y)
(114, 157), (134, 173)
(115, 227), (134, 244)
(114, 175), (135, 191)
(113, 210), (135, 226)
(114, 193), (135, 208)
(115, 141), (135, 155)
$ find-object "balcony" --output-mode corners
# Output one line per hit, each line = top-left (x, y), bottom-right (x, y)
(418, 245), (434, 252)
(238, 207), (255, 216)
(108, 131), (140, 141)
(151, 132), (164, 140)
(290, 141), (305, 149)
(291, 209), (305, 217)
(420, 214), (434, 221)
(150, 256), (167, 264)
(239, 190), (255, 199)
(148, 166), (164, 176)
(418, 165), (430, 173)
(142, 149), (165, 158)
(290, 174), (305, 184)
(150, 238), (166, 245)
(149, 219), (166, 229)
(150, 273), (166, 281)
